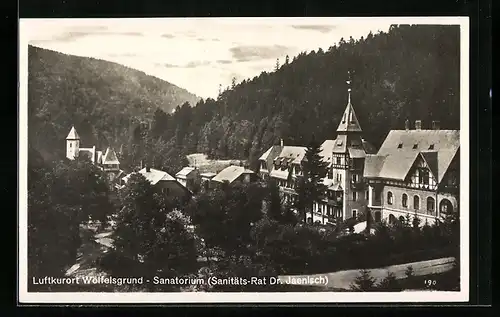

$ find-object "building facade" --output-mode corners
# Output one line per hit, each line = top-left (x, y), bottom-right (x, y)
(175, 166), (200, 192)
(66, 125), (123, 183)
(121, 166), (192, 203)
(364, 120), (460, 226)
(258, 84), (375, 225)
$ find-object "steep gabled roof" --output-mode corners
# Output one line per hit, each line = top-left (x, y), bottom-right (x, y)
(364, 130), (460, 183)
(337, 102), (362, 133)
(319, 140), (335, 163)
(276, 146), (307, 164)
(102, 147), (120, 165)
(66, 126), (80, 140)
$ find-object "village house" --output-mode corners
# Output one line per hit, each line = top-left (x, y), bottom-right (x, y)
(66, 126), (124, 184)
(211, 165), (258, 188)
(121, 166), (192, 203)
(175, 166), (200, 192)
(258, 81), (375, 225)
(364, 120), (459, 225)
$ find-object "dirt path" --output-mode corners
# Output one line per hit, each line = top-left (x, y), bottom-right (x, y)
(278, 257), (455, 290)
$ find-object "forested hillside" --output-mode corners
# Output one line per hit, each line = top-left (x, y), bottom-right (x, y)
(28, 45), (200, 160)
(147, 24), (460, 170)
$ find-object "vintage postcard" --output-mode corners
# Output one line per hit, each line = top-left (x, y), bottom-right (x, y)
(18, 17), (469, 303)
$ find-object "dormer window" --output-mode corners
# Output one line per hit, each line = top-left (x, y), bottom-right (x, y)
(336, 140), (343, 146)
(342, 114), (346, 124)
(412, 144), (418, 149)
(428, 144), (435, 150)
(397, 143), (403, 149)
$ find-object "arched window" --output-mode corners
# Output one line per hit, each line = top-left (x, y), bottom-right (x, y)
(440, 199), (453, 214)
(388, 214), (396, 224)
(427, 197), (436, 214)
(399, 216), (405, 224)
(413, 195), (420, 210)
(402, 193), (408, 208)
(387, 191), (394, 205)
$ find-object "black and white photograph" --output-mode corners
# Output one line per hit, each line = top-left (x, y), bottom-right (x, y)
(18, 17), (469, 303)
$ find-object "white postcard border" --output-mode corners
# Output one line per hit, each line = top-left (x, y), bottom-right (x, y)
(18, 16), (470, 304)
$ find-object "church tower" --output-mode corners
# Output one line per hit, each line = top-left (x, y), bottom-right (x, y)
(66, 126), (80, 160)
(330, 72), (373, 222)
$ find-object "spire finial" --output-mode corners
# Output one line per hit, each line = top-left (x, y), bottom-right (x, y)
(346, 70), (352, 104)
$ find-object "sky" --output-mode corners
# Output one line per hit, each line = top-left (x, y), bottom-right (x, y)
(23, 18), (392, 99)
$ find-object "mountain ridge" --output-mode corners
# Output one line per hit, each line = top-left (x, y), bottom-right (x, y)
(28, 45), (200, 161)
(144, 24), (460, 170)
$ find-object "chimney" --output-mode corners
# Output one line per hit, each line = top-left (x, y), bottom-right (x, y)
(405, 119), (410, 131)
(415, 120), (422, 130)
(145, 162), (151, 172)
(432, 120), (440, 130)
(280, 139), (284, 147)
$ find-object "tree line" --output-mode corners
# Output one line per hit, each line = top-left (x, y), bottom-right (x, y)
(145, 24), (460, 170)
(29, 25), (459, 174)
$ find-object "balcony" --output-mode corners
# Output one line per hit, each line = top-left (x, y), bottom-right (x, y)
(326, 198), (343, 207)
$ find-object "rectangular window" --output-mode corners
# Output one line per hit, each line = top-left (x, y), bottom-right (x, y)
(352, 174), (359, 183)
(336, 157), (341, 165)
(421, 168), (430, 185)
(352, 191), (357, 201)
(352, 209), (357, 219)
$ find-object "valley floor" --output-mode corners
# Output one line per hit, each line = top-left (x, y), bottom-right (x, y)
(278, 257), (455, 291)
(58, 222), (456, 292)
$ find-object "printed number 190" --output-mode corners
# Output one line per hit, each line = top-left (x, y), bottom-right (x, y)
(424, 280), (437, 286)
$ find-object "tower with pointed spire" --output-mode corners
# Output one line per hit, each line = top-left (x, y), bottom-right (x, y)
(66, 126), (80, 160)
(65, 125), (123, 185)
(328, 71), (375, 223)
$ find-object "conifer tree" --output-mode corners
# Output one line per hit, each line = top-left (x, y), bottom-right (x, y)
(350, 269), (376, 291)
(377, 271), (402, 291)
(296, 135), (328, 223)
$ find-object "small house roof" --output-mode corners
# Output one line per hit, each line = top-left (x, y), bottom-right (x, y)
(212, 165), (254, 184)
(176, 166), (197, 178)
